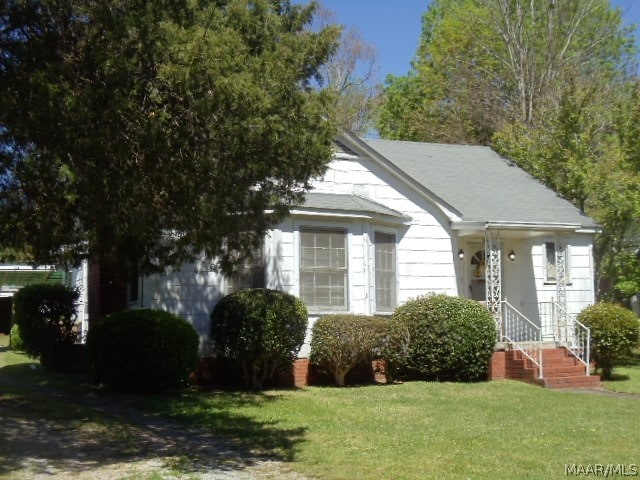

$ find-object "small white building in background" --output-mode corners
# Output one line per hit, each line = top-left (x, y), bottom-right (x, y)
(131, 131), (600, 358)
(0, 264), (88, 337)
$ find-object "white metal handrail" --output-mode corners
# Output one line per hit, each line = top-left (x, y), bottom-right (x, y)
(501, 300), (543, 379)
(550, 301), (591, 376)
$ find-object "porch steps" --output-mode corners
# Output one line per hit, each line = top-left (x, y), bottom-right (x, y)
(505, 347), (600, 389)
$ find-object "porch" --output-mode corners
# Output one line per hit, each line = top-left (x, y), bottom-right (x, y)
(456, 228), (599, 388)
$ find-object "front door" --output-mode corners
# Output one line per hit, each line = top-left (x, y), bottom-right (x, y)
(468, 243), (486, 302)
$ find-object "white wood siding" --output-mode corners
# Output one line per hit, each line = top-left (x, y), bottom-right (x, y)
(278, 154), (459, 355)
(141, 264), (227, 354)
(136, 149), (597, 357)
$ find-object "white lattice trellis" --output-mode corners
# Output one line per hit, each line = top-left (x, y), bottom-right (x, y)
(485, 230), (502, 330)
(555, 239), (568, 342)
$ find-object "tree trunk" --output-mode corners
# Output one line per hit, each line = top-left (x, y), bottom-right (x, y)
(334, 369), (347, 387)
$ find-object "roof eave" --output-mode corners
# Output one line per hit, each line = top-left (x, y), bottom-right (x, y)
(290, 208), (411, 225)
(452, 220), (601, 234)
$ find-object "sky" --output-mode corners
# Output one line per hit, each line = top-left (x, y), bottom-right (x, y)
(295, 0), (640, 81)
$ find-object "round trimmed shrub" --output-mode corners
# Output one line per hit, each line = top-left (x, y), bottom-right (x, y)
(13, 283), (79, 370)
(392, 294), (497, 382)
(310, 315), (388, 386)
(86, 309), (199, 392)
(577, 302), (640, 380)
(210, 288), (307, 390)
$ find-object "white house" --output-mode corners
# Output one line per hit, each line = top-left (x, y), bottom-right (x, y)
(131, 131), (601, 386)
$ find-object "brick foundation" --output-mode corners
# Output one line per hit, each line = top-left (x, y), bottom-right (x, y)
(194, 349), (598, 389)
(489, 350), (506, 380)
(191, 357), (388, 388)
(293, 358), (310, 387)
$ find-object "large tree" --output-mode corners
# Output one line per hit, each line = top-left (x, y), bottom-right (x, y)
(313, 4), (380, 135)
(0, 0), (339, 275)
(377, 0), (640, 302)
(378, 0), (634, 144)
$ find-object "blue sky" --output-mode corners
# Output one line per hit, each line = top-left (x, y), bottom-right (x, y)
(297, 0), (640, 80)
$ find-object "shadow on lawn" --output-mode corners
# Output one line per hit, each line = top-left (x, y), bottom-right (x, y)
(0, 362), (307, 477)
(606, 373), (631, 382)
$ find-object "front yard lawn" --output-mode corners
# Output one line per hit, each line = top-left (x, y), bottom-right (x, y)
(133, 381), (640, 480)
(2, 335), (639, 480)
(601, 350), (640, 394)
(602, 366), (640, 393)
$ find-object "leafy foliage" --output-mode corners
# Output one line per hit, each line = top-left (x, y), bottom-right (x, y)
(86, 309), (199, 392)
(391, 294), (496, 382)
(9, 323), (24, 351)
(377, 0), (640, 303)
(0, 0), (339, 276)
(210, 288), (307, 390)
(312, 5), (380, 135)
(310, 315), (388, 386)
(577, 302), (640, 380)
(12, 283), (79, 370)
(378, 315), (411, 383)
(379, 0), (633, 143)
(592, 81), (640, 304)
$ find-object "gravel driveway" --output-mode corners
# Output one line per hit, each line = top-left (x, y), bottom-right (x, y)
(0, 367), (312, 480)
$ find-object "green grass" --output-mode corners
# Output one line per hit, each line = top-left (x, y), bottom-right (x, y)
(2, 335), (640, 480)
(126, 382), (639, 480)
(601, 366), (640, 393)
(600, 350), (640, 394)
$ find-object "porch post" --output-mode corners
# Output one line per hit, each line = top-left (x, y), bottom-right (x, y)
(485, 229), (502, 334)
(555, 236), (568, 343)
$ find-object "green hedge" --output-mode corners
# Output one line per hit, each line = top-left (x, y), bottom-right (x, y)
(12, 283), (79, 370)
(577, 302), (640, 379)
(392, 294), (497, 382)
(210, 288), (307, 390)
(86, 309), (199, 392)
(310, 315), (388, 386)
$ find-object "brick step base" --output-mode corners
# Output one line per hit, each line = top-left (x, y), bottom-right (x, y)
(491, 347), (600, 389)
(539, 375), (601, 389)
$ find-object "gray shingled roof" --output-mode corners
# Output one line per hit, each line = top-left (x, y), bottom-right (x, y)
(362, 139), (599, 229)
(299, 192), (407, 220)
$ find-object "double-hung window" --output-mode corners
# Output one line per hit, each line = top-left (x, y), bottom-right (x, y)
(225, 248), (265, 294)
(375, 232), (396, 312)
(300, 229), (348, 310)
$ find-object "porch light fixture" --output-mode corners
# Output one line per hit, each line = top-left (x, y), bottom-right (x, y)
(508, 250), (516, 261)
(458, 249), (464, 260)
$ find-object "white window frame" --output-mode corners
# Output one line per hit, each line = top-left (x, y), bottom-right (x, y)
(225, 245), (265, 294)
(299, 228), (349, 312)
(374, 231), (397, 313)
